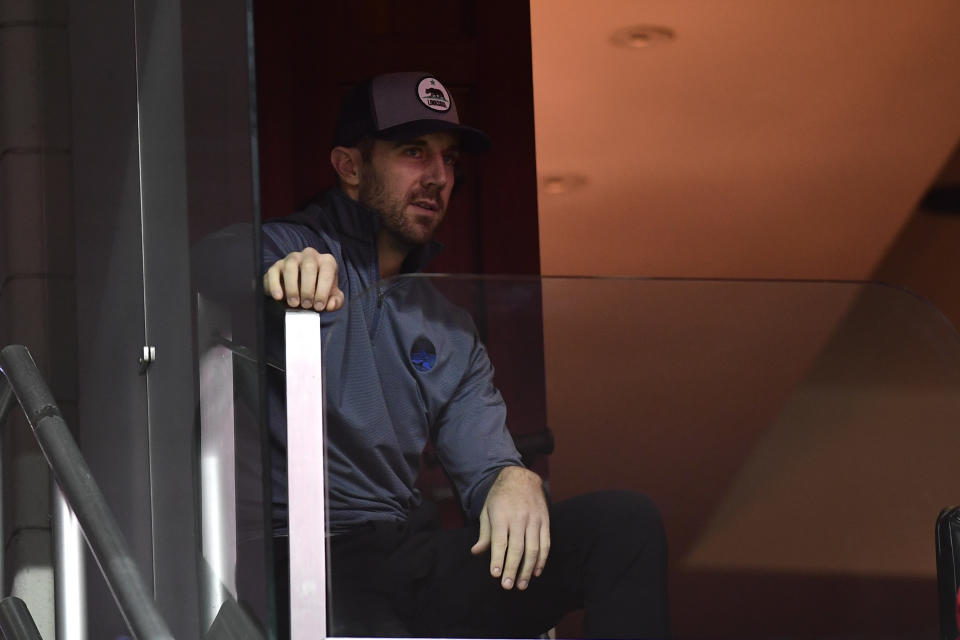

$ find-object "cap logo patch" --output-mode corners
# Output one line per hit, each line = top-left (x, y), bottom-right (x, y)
(417, 77), (451, 113)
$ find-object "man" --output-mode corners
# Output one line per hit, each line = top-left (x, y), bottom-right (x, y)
(263, 72), (668, 638)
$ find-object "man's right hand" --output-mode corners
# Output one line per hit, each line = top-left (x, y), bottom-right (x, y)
(263, 248), (345, 311)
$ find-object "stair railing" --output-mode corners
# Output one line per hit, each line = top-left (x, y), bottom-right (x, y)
(0, 345), (174, 640)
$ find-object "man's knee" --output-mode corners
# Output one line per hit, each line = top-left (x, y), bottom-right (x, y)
(588, 490), (666, 544)
(552, 489), (666, 552)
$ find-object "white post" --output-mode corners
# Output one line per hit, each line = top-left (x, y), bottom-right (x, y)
(284, 310), (327, 639)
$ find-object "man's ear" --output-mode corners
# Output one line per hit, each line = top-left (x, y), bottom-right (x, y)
(330, 146), (362, 187)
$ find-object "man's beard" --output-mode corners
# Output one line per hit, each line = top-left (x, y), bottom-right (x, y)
(358, 166), (445, 249)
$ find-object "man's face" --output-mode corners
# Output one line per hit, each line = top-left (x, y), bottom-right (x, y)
(357, 131), (459, 248)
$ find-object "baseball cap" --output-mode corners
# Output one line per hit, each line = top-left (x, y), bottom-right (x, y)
(333, 72), (491, 153)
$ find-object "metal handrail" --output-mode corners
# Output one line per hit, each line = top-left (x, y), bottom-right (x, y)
(0, 378), (14, 433)
(0, 596), (43, 639)
(0, 345), (173, 640)
(2, 366), (87, 640)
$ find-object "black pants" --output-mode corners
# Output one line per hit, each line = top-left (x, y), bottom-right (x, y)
(275, 490), (669, 638)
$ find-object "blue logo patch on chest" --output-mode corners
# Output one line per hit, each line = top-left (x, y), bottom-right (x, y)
(410, 336), (437, 373)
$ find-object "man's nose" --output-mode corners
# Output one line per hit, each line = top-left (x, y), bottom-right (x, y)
(421, 152), (448, 188)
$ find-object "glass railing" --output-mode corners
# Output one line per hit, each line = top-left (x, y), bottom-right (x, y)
(194, 272), (275, 640)
(277, 275), (960, 639)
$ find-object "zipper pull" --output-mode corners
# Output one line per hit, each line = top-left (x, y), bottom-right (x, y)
(377, 287), (384, 308)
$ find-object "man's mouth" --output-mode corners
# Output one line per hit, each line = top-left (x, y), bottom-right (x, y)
(410, 199), (440, 213)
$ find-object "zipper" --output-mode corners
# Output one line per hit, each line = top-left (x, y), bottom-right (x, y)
(370, 279), (405, 340)
(368, 241), (383, 338)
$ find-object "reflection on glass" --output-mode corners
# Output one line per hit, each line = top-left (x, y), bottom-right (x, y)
(280, 276), (960, 639)
(193, 228), (272, 638)
(182, 0), (272, 632)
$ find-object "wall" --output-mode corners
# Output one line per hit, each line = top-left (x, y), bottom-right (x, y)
(0, 0), (74, 635)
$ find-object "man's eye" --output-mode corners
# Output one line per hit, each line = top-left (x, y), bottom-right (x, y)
(444, 154), (459, 166)
(404, 147), (422, 158)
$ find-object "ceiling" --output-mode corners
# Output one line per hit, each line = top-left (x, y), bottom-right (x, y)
(530, 0), (960, 279)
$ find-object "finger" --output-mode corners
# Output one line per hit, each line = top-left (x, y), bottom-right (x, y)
(327, 284), (345, 311)
(281, 254), (302, 307)
(501, 524), (525, 590)
(471, 507), (491, 555)
(313, 255), (338, 311)
(264, 266), (284, 301)
(489, 519), (509, 581)
(535, 519), (550, 577)
(516, 520), (540, 590)
(298, 255), (319, 309)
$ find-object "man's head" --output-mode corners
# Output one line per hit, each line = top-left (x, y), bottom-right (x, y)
(330, 72), (490, 250)
(333, 131), (459, 247)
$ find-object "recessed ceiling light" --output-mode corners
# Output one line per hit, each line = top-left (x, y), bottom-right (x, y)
(611, 25), (675, 49)
(540, 174), (587, 195)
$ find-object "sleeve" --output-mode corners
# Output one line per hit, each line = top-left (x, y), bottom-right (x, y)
(189, 220), (330, 305)
(190, 222), (257, 305)
(433, 335), (524, 521)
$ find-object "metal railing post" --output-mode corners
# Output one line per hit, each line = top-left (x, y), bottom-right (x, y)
(196, 294), (239, 631)
(52, 482), (86, 640)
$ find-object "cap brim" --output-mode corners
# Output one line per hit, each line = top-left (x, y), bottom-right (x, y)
(376, 119), (492, 153)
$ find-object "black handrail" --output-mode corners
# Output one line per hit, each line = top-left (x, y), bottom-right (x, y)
(0, 345), (173, 640)
(0, 597), (42, 640)
(0, 377), (14, 431)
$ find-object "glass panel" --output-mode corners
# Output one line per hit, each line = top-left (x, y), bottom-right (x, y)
(154, 0), (272, 635)
(63, 0), (270, 636)
(281, 275), (960, 639)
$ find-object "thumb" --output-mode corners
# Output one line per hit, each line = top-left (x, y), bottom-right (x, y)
(328, 282), (346, 311)
(471, 507), (491, 555)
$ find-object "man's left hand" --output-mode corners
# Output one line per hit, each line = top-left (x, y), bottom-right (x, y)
(470, 466), (550, 591)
